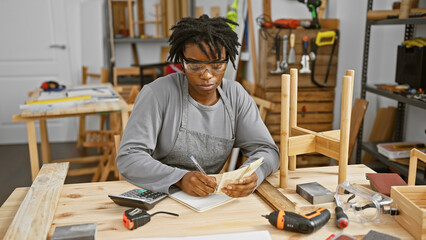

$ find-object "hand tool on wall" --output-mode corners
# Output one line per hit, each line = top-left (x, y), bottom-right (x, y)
(298, 0), (322, 29)
(280, 35), (289, 72)
(300, 36), (311, 74)
(288, 33), (296, 64)
(270, 35), (284, 74)
(310, 30), (338, 87)
(263, 207), (331, 234)
(261, 18), (311, 29)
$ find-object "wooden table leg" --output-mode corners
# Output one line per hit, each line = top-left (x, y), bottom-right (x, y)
(26, 120), (39, 181)
(39, 119), (51, 164)
(121, 110), (129, 131)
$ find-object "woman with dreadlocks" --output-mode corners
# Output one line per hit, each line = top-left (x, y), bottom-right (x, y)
(116, 15), (279, 198)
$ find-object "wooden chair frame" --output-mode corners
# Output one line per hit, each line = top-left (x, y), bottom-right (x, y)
(280, 68), (354, 188)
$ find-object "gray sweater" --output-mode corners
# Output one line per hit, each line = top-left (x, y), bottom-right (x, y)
(116, 73), (280, 193)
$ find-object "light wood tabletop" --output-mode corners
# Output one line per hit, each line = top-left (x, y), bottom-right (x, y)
(12, 84), (131, 181)
(0, 165), (413, 239)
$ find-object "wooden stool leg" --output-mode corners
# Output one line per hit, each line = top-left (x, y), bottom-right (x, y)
(338, 73), (354, 185)
(289, 68), (298, 170)
(91, 147), (111, 182)
(280, 74), (291, 188)
(77, 116), (86, 147)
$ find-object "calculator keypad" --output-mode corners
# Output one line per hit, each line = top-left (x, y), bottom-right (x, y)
(120, 189), (167, 204)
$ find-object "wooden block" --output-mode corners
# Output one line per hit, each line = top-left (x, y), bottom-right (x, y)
(3, 162), (69, 240)
(255, 180), (296, 212)
(296, 182), (334, 204)
(52, 223), (97, 240)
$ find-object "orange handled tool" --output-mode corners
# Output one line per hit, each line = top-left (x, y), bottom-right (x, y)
(263, 207), (330, 234)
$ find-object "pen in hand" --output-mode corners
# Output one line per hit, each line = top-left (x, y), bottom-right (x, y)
(189, 155), (207, 175)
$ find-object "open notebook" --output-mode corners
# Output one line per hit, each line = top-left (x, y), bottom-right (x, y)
(169, 158), (263, 212)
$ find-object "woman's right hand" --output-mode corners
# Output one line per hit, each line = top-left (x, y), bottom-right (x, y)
(176, 171), (217, 196)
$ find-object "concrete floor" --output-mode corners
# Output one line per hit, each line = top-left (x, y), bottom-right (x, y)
(0, 142), (101, 206)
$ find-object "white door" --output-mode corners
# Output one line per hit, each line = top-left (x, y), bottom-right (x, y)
(0, 0), (76, 144)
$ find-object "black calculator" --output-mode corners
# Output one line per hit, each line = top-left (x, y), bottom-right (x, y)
(108, 189), (168, 210)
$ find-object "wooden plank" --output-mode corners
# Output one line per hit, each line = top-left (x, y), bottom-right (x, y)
(161, 0), (167, 37)
(263, 88), (335, 102)
(247, 0), (258, 91)
(316, 135), (340, 160)
(255, 180), (296, 212)
(319, 129), (340, 139)
(268, 102), (334, 113)
(137, 0), (144, 35)
(127, 0), (135, 37)
(263, 0), (271, 18)
(180, 0), (189, 18)
(288, 134), (316, 156)
(348, 98), (368, 162)
(266, 112), (333, 124)
(3, 163), (69, 240)
(363, 107), (397, 162)
(166, 0), (175, 37)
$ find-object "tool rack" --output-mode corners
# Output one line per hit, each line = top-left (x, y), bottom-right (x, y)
(356, 0), (426, 184)
(256, 20), (340, 167)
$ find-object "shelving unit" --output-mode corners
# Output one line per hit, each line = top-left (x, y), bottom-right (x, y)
(103, 0), (195, 85)
(356, 0), (426, 184)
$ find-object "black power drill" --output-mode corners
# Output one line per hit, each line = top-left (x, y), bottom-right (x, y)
(298, 0), (322, 29)
(263, 207), (330, 234)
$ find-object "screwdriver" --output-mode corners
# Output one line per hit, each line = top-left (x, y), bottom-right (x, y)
(335, 198), (349, 229)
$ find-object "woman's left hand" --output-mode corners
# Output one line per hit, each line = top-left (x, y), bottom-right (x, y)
(221, 172), (258, 198)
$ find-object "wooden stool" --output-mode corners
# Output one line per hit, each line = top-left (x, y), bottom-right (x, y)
(83, 130), (121, 182)
(280, 68), (354, 188)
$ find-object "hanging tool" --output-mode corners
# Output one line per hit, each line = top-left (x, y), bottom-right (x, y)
(300, 36), (311, 74)
(310, 30), (338, 87)
(298, 0), (322, 29)
(288, 33), (296, 64)
(334, 197), (349, 229)
(263, 207), (331, 234)
(280, 35), (289, 72)
(261, 18), (311, 29)
(270, 35), (284, 74)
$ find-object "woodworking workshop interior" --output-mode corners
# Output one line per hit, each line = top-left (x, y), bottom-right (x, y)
(0, 0), (425, 239)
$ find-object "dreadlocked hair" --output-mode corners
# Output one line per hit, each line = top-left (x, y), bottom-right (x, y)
(168, 14), (240, 69)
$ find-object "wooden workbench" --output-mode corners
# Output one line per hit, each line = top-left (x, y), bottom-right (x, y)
(12, 85), (131, 181)
(0, 165), (413, 239)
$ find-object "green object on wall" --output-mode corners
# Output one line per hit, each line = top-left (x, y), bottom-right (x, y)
(226, 0), (238, 31)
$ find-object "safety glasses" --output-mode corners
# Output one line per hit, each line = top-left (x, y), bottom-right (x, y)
(182, 56), (228, 74)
